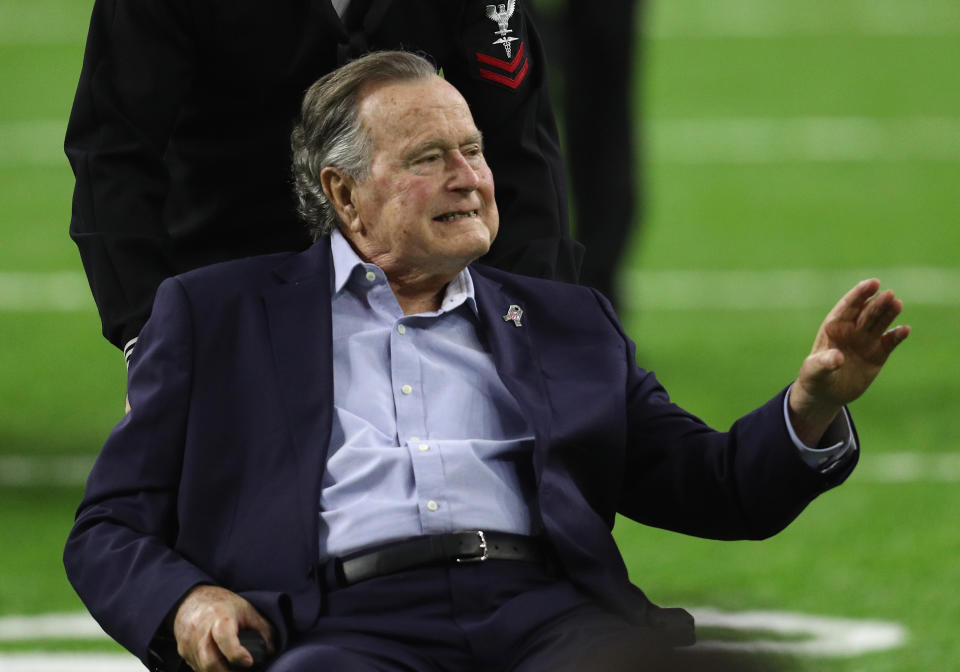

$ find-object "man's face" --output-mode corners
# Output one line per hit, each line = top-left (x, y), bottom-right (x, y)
(343, 76), (499, 282)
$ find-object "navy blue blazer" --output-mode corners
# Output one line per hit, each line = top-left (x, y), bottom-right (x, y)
(64, 239), (856, 667)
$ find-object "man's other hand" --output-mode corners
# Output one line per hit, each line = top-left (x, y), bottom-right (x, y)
(789, 278), (910, 446)
(173, 585), (275, 672)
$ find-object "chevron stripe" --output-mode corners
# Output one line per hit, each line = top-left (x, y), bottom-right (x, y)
(475, 42), (526, 72)
(478, 59), (530, 90)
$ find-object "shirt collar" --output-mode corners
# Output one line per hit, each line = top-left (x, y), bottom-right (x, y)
(329, 228), (478, 317)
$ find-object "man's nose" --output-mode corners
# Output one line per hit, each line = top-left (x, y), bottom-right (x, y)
(447, 152), (481, 191)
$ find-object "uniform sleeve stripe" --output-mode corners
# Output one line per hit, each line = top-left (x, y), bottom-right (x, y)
(475, 42), (526, 73)
(478, 59), (530, 90)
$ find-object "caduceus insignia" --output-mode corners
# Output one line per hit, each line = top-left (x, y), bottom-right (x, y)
(485, 1), (519, 59)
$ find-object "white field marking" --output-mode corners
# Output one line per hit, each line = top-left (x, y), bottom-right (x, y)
(647, 117), (960, 164)
(0, 612), (107, 641)
(2, 0), (955, 45)
(856, 452), (960, 484)
(2, 266), (959, 314)
(0, 614), (143, 671)
(0, 121), (67, 166)
(650, 0), (960, 38)
(0, 654), (144, 672)
(690, 606), (907, 656)
(621, 267), (960, 311)
(0, 609), (904, 667)
(0, 272), (92, 312)
(0, 455), (95, 487)
(0, 0), (90, 46)
(5, 117), (960, 167)
(3, 453), (959, 487)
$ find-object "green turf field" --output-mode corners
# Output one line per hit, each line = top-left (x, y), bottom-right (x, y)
(1, 0), (957, 669)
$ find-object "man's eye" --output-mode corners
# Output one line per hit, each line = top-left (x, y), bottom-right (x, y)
(417, 154), (441, 164)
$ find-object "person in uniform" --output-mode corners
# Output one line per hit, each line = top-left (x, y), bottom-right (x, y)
(66, 0), (581, 363)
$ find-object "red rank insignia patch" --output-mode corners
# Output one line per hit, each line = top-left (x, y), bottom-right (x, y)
(473, 1), (530, 90)
(476, 43), (529, 90)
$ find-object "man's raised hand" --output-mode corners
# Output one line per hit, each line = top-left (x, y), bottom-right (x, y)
(789, 279), (910, 446)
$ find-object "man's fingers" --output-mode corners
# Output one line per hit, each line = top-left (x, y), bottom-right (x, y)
(858, 290), (902, 334)
(831, 278), (881, 321)
(195, 632), (232, 672)
(246, 618), (275, 655)
(210, 618), (252, 667)
(881, 324), (911, 355)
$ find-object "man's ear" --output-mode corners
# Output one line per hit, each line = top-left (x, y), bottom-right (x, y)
(320, 167), (360, 232)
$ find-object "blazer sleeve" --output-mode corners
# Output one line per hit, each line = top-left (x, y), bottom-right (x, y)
(444, 1), (583, 283)
(66, 0), (197, 350)
(63, 277), (212, 666)
(597, 295), (858, 540)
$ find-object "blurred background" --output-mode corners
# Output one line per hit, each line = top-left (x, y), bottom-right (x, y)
(1, 0), (958, 669)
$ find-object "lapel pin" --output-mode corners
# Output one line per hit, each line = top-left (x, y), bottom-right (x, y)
(502, 304), (523, 327)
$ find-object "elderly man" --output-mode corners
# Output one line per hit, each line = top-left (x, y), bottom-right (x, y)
(65, 52), (909, 672)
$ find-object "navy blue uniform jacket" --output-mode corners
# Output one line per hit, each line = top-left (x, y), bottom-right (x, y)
(64, 239), (856, 667)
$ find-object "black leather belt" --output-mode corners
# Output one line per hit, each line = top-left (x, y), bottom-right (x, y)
(336, 531), (547, 587)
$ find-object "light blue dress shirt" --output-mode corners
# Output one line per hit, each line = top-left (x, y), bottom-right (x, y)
(320, 230), (856, 559)
(320, 230), (537, 559)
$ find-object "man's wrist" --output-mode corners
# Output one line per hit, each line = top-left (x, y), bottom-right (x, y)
(787, 381), (843, 447)
(783, 385), (857, 471)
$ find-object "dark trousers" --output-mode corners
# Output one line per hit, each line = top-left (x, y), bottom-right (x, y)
(267, 559), (656, 671)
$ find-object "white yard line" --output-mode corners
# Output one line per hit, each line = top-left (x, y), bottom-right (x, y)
(859, 453), (960, 484)
(2, 0), (957, 45)
(620, 267), (960, 311)
(0, 0), (90, 46)
(3, 267), (959, 313)
(3, 453), (959, 487)
(0, 272), (92, 312)
(648, 117), (960, 164)
(0, 653), (144, 672)
(0, 613), (107, 641)
(0, 456), (95, 487)
(0, 121), (67, 166)
(650, 0), (960, 38)
(690, 607), (907, 656)
(4, 117), (960, 167)
(0, 608), (905, 668)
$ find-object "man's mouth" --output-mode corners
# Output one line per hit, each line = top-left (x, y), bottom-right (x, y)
(434, 210), (478, 223)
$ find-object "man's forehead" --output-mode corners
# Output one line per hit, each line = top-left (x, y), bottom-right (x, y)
(358, 77), (478, 141)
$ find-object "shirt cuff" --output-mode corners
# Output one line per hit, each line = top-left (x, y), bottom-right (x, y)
(783, 384), (858, 474)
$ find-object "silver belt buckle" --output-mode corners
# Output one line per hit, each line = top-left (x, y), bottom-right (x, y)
(455, 530), (488, 564)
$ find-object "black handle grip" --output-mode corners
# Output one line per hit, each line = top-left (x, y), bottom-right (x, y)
(229, 629), (270, 671)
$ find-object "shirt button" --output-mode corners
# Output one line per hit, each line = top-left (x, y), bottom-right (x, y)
(365, 271), (376, 282)
(397, 324), (406, 335)
(426, 500), (439, 512)
(418, 444), (430, 452)
(401, 384), (413, 395)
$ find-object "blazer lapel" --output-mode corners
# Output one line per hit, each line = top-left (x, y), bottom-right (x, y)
(262, 241), (335, 548)
(471, 269), (552, 476)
